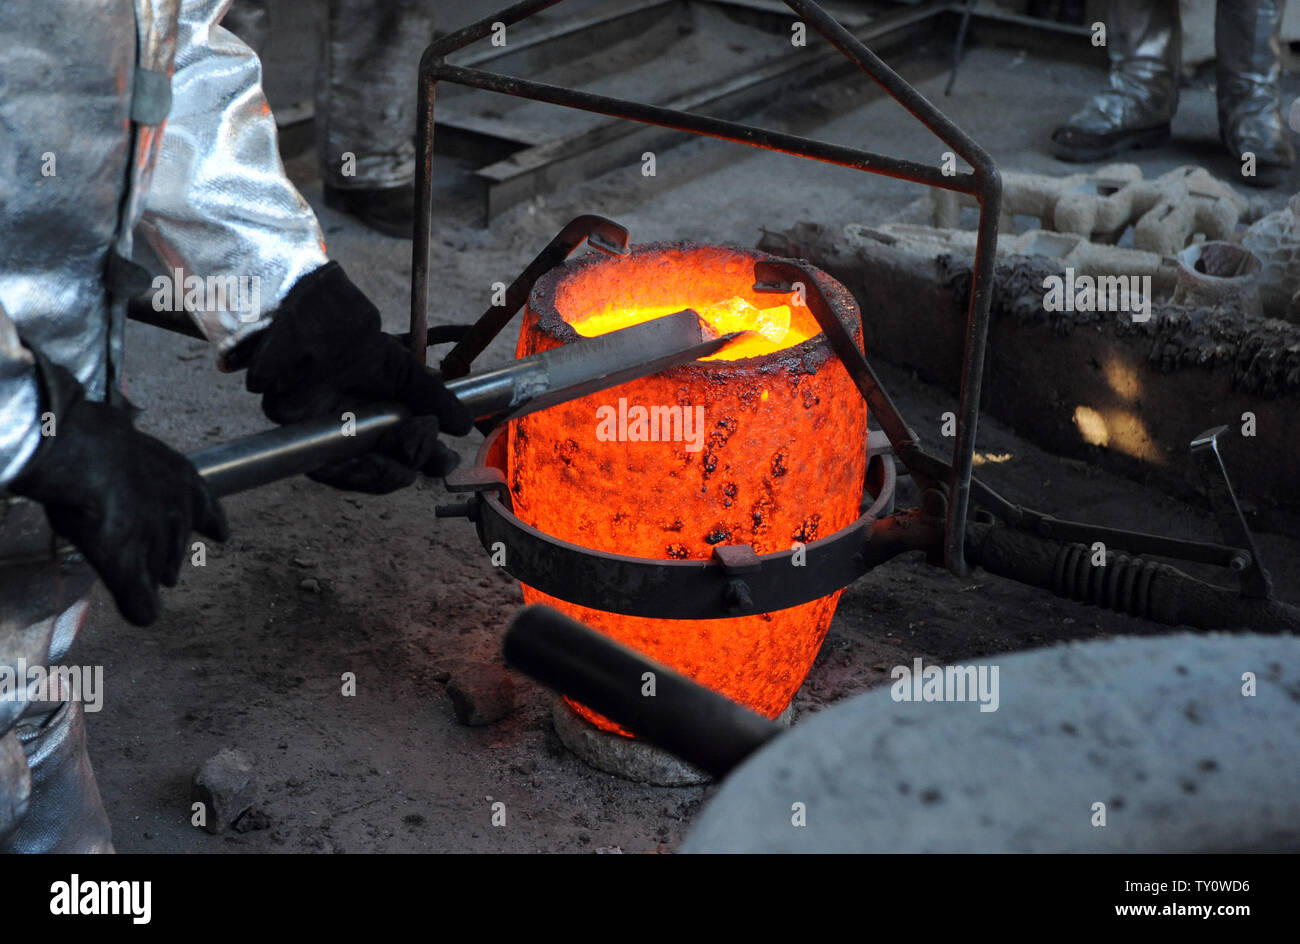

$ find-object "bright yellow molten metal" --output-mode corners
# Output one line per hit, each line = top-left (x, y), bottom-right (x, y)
(570, 297), (810, 360)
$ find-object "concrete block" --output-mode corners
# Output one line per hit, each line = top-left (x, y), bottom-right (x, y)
(684, 633), (1300, 852)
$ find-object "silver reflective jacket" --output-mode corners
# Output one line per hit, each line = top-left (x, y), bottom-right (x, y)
(0, 0), (328, 485)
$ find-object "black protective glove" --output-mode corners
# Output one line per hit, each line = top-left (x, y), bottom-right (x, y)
(9, 354), (229, 627)
(244, 262), (473, 494)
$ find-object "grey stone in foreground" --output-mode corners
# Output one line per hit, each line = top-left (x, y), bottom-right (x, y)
(552, 698), (710, 787)
(683, 633), (1300, 853)
(447, 663), (516, 727)
(191, 748), (258, 836)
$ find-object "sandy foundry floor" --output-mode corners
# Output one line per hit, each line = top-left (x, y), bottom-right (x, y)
(73, 22), (1300, 852)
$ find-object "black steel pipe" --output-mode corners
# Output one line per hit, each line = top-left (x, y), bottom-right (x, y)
(946, 172), (999, 575)
(426, 63), (977, 196)
(504, 604), (782, 778)
(783, 0), (1003, 576)
(424, 0), (564, 62)
(411, 55), (437, 365)
(784, 0), (994, 170)
(410, 0), (567, 365)
(125, 297), (206, 340)
(754, 260), (922, 475)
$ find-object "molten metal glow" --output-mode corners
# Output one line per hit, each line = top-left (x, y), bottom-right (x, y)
(573, 298), (806, 360)
(511, 245), (867, 736)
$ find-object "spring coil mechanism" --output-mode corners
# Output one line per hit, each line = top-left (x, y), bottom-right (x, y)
(1052, 543), (1168, 620)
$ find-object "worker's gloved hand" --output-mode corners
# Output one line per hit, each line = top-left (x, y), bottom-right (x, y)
(244, 262), (473, 494)
(9, 356), (229, 627)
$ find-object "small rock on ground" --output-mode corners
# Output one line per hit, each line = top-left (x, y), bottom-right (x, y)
(446, 664), (515, 726)
(191, 748), (258, 835)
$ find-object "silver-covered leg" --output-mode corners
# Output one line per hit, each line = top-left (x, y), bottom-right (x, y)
(1052, 0), (1181, 161)
(0, 730), (31, 848)
(1, 521), (109, 854)
(1, 699), (113, 854)
(316, 0), (435, 191)
(1216, 0), (1295, 177)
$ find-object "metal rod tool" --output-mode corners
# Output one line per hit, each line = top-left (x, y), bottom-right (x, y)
(187, 309), (732, 497)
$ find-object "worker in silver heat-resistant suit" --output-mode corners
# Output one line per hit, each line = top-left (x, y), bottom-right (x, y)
(1052, 0), (1295, 187)
(223, 0), (435, 237)
(0, 0), (470, 853)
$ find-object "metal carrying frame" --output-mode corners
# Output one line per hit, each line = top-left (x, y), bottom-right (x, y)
(411, 0), (1000, 577)
(414, 0), (1295, 632)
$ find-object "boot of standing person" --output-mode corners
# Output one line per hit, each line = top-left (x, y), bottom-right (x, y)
(1051, 0), (1295, 188)
(1216, 0), (1295, 186)
(318, 0), (435, 238)
(1051, 1), (1183, 162)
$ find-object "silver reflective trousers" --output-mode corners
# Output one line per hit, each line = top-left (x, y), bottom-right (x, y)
(1063, 0), (1293, 163)
(0, 499), (105, 853)
(1, 0), (328, 853)
(1216, 0), (1294, 163)
(224, 0), (435, 190)
(1066, 1), (1183, 134)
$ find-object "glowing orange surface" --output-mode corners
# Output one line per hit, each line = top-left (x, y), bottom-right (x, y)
(572, 298), (804, 360)
(509, 245), (867, 736)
